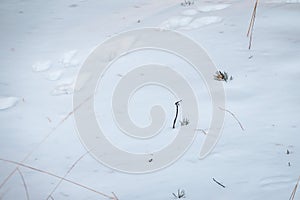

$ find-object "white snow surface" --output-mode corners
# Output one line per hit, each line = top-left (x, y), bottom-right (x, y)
(0, 97), (19, 110)
(197, 4), (231, 12)
(0, 0), (300, 200)
(32, 60), (52, 72)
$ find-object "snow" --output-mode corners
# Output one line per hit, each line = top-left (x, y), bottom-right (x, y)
(51, 83), (74, 96)
(0, 97), (19, 110)
(46, 70), (63, 81)
(61, 50), (80, 68)
(184, 16), (223, 30)
(32, 60), (52, 72)
(0, 0), (300, 199)
(161, 15), (223, 30)
(181, 9), (198, 16)
(197, 4), (231, 12)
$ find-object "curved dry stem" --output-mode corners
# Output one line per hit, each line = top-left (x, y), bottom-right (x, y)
(17, 168), (30, 200)
(46, 151), (91, 199)
(0, 158), (115, 199)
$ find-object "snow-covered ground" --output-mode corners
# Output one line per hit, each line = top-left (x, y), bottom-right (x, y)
(0, 0), (300, 199)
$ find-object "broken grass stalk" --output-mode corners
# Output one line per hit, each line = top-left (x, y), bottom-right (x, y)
(173, 100), (182, 129)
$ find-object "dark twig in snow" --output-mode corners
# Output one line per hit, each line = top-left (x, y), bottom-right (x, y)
(173, 100), (182, 129)
(17, 168), (30, 200)
(219, 107), (245, 131)
(213, 178), (226, 188)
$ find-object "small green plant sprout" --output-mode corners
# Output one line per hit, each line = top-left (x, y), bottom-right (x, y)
(172, 189), (186, 199)
(181, 0), (194, 6)
(214, 71), (232, 82)
(180, 118), (189, 126)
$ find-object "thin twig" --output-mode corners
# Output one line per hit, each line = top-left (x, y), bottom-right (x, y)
(289, 176), (300, 200)
(247, 0), (259, 49)
(0, 169), (18, 193)
(46, 151), (91, 199)
(0, 158), (115, 199)
(212, 178), (226, 188)
(0, 95), (92, 190)
(16, 168), (30, 200)
(195, 129), (207, 135)
(111, 192), (119, 200)
(219, 107), (245, 131)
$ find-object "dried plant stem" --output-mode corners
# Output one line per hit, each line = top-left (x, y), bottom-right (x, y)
(195, 129), (207, 135)
(247, 0), (259, 49)
(111, 192), (119, 200)
(212, 178), (226, 188)
(0, 95), (92, 190)
(17, 168), (30, 200)
(219, 107), (245, 131)
(0, 158), (116, 199)
(289, 176), (300, 200)
(46, 151), (90, 199)
(0, 169), (17, 193)
(172, 100), (182, 129)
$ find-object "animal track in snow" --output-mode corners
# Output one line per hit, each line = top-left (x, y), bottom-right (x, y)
(183, 16), (222, 30)
(32, 50), (84, 95)
(161, 3), (229, 30)
(32, 60), (52, 72)
(161, 16), (194, 29)
(51, 83), (74, 96)
(46, 70), (64, 81)
(181, 9), (198, 16)
(267, 0), (300, 3)
(60, 50), (80, 68)
(0, 96), (19, 110)
(51, 76), (75, 96)
(197, 4), (231, 12)
(161, 15), (222, 30)
(260, 175), (295, 190)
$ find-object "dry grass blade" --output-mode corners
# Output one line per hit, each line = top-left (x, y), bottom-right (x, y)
(0, 169), (18, 191)
(46, 151), (90, 199)
(195, 129), (207, 135)
(289, 176), (300, 200)
(247, 0), (259, 49)
(111, 192), (119, 200)
(0, 158), (115, 199)
(17, 168), (30, 200)
(0, 95), (92, 190)
(219, 107), (245, 131)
